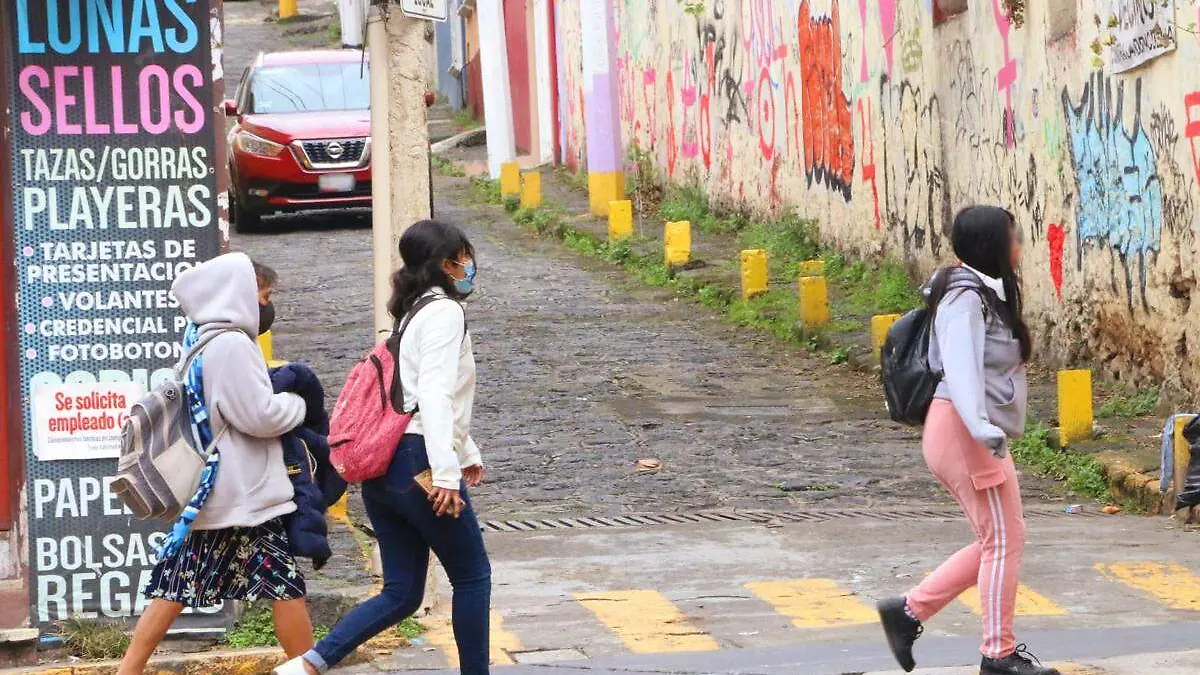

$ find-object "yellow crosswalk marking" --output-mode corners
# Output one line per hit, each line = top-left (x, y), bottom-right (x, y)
(745, 579), (877, 628)
(959, 585), (1068, 616)
(1097, 561), (1200, 610)
(575, 589), (720, 654)
(424, 611), (524, 666)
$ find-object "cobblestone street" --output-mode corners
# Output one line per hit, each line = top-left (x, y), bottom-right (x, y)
(238, 172), (1069, 520)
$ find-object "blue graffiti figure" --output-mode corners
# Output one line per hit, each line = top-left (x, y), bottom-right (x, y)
(1062, 73), (1163, 309)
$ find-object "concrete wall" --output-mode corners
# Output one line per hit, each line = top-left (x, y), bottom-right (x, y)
(558, 0), (1200, 398)
(554, 0), (587, 170)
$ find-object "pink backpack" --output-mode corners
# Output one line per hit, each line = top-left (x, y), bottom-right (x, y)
(329, 296), (454, 482)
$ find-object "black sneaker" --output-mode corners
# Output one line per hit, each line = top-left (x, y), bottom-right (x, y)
(877, 597), (922, 672)
(981, 644), (1061, 675)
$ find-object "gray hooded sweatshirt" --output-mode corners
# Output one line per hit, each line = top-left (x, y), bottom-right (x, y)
(927, 266), (1028, 457)
(171, 253), (306, 530)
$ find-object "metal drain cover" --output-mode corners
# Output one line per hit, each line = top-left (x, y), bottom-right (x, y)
(481, 504), (1090, 534)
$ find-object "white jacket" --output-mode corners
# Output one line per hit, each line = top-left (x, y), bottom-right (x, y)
(399, 289), (481, 490)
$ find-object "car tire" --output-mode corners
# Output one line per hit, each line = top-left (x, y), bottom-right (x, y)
(231, 191), (263, 234)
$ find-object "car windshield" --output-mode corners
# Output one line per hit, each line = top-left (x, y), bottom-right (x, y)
(248, 62), (370, 114)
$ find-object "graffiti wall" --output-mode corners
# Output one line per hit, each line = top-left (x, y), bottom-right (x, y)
(561, 0), (1200, 396)
(555, 0), (587, 170)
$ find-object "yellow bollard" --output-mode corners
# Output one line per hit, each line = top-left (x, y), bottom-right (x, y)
(1175, 416), (1196, 498)
(798, 276), (830, 327)
(664, 221), (691, 267)
(279, 0), (296, 19)
(500, 162), (521, 197)
(258, 330), (287, 368)
(1057, 370), (1094, 445)
(520, 172), (542, 208)
(871, 314), (902, 354)
(797, 259), (826, 277)
(740, 249), (769, 300)
(609, 200), (633, 242)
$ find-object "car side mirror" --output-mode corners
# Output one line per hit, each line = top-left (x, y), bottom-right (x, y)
(222, 99), (238, 117)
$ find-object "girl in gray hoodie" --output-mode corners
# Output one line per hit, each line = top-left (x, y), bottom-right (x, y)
(878, 207), (1058, 675)
(118, 253), (315, 674)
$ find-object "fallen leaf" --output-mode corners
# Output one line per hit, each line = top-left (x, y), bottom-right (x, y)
(636, 458), (663, 472)
(1103, 504), (1122, 515)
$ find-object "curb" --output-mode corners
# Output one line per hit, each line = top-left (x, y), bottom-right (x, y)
(4, 644), (375, 675)
(431, 127), (486, 155)
(1097, 454), (1166, 514)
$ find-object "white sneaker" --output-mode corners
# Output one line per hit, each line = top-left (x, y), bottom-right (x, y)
(273, 657), (312, 675)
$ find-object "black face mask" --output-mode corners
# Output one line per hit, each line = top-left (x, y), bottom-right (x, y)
(258, 301), (276, 336)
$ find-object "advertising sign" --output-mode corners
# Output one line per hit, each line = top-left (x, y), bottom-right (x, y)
(8, 0), (225, 626)
(1108, 0), (1177, 73)
(400, 0), (449, 22)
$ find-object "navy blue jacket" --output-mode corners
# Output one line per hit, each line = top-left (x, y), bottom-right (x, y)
(270, 363), (347, 570)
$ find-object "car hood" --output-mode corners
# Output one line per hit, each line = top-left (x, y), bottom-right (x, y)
(241, 111), (371, 143)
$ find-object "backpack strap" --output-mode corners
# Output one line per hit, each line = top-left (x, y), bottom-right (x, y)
(387, 295), (466, 415)
(174, 327), (252, 379)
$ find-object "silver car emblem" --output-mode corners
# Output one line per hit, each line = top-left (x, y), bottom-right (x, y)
(326, 141), (345, 159)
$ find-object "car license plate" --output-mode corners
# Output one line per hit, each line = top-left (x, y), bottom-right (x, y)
(318, 173), (355, 193)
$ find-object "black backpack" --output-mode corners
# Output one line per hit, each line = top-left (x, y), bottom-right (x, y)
(880, 308), (941, 426)
(881, 277), (989, 426)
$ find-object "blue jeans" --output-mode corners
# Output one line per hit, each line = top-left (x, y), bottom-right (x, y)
(304, 435), (492, 673)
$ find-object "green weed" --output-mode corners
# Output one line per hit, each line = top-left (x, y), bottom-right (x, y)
(60, 616), (131, 659)
(327, 21), (342, 44)
(1009, 423), (1110, 499)
(432, 156), (466, 178)
(396, 617), (426, 640)
(1096, 387), (1159, 420)
(658, 187), (748, 235)
(452, 109), (481, 131)
(469, 176), (502, 205)
(226, 604), (330, 649)
(828, 346), (851, 365)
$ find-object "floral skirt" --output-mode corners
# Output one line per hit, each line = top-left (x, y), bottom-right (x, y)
(145, 518), (306, 608)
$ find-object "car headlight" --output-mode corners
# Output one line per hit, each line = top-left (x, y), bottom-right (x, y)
(235, 131), (285, 157)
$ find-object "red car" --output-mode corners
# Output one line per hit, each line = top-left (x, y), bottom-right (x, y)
(224, 50), (372, 231)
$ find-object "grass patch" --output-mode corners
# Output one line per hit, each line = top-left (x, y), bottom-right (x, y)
(826, 254), (923, 316)
(396, 617), (426, 640)
(327, 20), (341, 44)
(469, 176), (502, 205)
(453, 109), (481, 131)
(1097, 387), (1159, 419)
(226, 604), (330, 649)
(1010, 423), (1110, 499)
(61, 617), (131, 659)
(658, 186), (749, 235)
(432, 156), (466, 178)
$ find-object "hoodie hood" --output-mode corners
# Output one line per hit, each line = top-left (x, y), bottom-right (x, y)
(173, 253), (260, 335)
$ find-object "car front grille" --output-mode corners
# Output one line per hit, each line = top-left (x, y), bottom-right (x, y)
(298, 138), (368, 167)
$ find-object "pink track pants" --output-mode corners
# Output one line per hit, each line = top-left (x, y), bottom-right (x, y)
(906, 399), (1027, 659)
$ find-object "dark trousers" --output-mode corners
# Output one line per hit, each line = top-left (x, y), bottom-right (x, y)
(308, 435), (492, 673)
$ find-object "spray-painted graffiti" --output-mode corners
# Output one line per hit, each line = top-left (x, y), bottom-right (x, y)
(1147, 105), (1196, 238)
(1063, 73), (1163, 307)
(992, 0), (1018, 147)
(859, 97), (881, 230)
(1186, 91), (1200, 188)
(1047, 223), (1066, 299)
(798, 0), (854, 201)
(879, 75), (946, 257)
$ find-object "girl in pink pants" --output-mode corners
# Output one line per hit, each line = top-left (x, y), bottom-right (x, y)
(877, 206), (1057, 675)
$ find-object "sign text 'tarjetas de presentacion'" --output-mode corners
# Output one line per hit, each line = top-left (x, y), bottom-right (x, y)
(8, 0), (224, 626)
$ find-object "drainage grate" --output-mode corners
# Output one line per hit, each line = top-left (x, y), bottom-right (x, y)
(481, 504), (1093, 533)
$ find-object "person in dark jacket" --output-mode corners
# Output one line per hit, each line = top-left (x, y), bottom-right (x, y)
(271, 362), (347, 570)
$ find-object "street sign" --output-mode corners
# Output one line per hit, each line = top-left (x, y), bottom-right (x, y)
(400, 0), (449, 22)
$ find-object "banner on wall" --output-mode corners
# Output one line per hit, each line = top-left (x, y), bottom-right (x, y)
(1108, 0), (1177, 73)
(8, 0), (226, 627)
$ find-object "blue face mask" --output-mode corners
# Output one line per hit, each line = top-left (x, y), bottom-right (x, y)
(453, 261), (476, 296)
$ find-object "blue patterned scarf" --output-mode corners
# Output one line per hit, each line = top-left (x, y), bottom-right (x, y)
(158, 323), (221, 559)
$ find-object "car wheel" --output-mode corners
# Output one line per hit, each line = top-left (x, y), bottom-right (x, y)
(231, 191), (263, 234)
